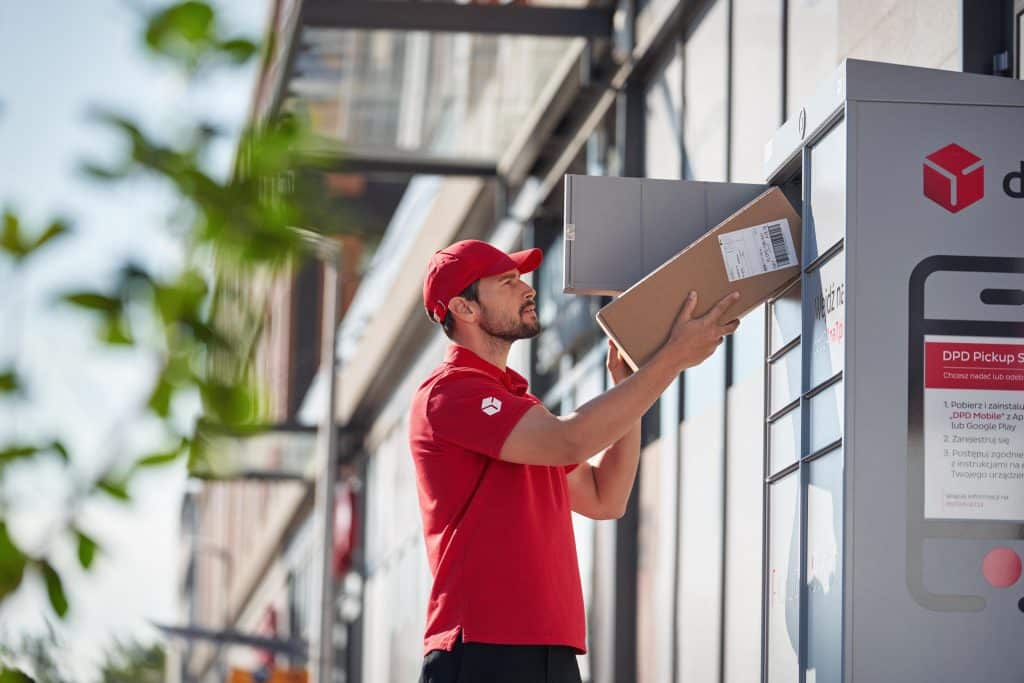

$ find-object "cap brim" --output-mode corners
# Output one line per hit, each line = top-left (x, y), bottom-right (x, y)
(508, 248), (542, 275)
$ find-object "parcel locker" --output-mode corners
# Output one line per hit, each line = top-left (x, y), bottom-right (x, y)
(563, 58), (1024, 683)
(762, 59), (1024, 683)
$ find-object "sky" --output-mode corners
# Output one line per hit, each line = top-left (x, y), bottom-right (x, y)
(0, 0), (270, 678)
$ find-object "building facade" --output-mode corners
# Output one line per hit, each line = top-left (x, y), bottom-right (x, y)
(173, 1), (1023, 682)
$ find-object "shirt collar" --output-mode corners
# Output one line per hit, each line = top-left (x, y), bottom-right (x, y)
(444, 344), (529, 395)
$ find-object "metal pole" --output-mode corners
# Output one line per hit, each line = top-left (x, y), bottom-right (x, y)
(309, 237), (342, 683)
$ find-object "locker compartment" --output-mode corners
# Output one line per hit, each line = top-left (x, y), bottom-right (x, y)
(562, 174), (767, 295)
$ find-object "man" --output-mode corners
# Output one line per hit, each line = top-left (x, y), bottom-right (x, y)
(409, 239), (739, 682)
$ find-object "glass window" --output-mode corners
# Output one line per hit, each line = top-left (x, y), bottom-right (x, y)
(807, 120), (846, 263)
(767, 472), (801, 683)
(806, 447), (844, 683)
(808, 380), (843, 455)
(532, 226), (603, 395)
(637, 439), (672, 683)
(730, 0), (783, 182)
(770, 343), (801, 414)
(770, 280), (801, 354)
(637, 0), (680, 48)
(678, 404), (725, 682)
(769, 405), (801, 475)
(683, 0), (728, 181)
(786, 0), (839, 117)
(587, 109), (616, 176)
(723, 373), (765, 683)
(685, 343), (726, 420)
(646, 51), (683, 179)
(732, 303), (765, 386)
(807, 251), (845, 388)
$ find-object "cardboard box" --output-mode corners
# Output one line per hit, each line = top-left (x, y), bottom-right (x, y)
(596, 187), (802, 371)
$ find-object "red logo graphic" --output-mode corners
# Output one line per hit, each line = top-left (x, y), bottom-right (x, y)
(923, 143), (984, 213)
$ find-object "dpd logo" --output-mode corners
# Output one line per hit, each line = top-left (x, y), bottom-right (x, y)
(481, 396), (502, 416)
(923, 143), (984, 213)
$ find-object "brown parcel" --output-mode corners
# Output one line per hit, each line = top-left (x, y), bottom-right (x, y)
(595, 187), (802, 371)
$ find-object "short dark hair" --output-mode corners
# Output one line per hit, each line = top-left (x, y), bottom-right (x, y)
(441, 280), (479, 339)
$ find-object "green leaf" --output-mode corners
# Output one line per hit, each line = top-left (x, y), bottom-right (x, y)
(0, 667), (35, 683)
(62, 292), (121, 313)
(0, 522), (27, 601)
(153, 269), (208, 323)
(0, 444), (40, 465)
(0, 212), (69, 261)
(31, 220), (69, 251)
(0, 210), (26, 257)
(199, 379), (260, 428)
(49, 440), (69, 463)
(217, 38), (258, 64)
(96, 477), (131, 503)
(145, 1), (216, 66)
(0, 369), (19, 394)
(135, 439), (187, 468)
(159, 2), (214, 42)
(80, 161), (129, 181)
(0, 442), (66, 470)
(74, 530), (98, 570)
(101, 313), (134, 346)
(147, 375), (175, 418)
(39, 561), (68, 618)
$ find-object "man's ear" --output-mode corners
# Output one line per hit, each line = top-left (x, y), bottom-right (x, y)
(449, 296), (477, 322)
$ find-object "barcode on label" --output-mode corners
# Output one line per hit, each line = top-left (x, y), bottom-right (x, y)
(767, 223), (789, 266)
(717, 217), (798, 283)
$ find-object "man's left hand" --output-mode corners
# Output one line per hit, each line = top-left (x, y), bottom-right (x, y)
(606, 338), (633, 385)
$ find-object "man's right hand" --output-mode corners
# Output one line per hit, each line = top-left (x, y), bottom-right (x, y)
(664, 290), (741, 372)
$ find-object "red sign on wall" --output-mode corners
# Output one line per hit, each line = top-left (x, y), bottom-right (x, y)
(925, 341), (1024, 390)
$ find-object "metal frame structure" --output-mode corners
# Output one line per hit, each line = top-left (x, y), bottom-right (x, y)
(300, 148), (499, 179)
(1016, 0), (1024, 77)
(155, 623), (308, 661)
(302, 0), (616, 38)
(961, 0), (1016, 76)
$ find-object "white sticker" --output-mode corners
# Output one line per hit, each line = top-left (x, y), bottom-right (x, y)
(565, 223), (575, 241)
(717, 218), (798, 283)
(924, 335), (1024, 521)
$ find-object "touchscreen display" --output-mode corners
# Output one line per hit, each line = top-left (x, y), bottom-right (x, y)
(923, 334), (1024, 521)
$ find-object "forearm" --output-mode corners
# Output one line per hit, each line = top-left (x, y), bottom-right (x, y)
(560, 347), (680, 460)
(591, 419), (642, 517)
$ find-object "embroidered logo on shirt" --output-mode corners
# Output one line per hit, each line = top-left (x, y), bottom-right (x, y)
(481, 396), (502, 416)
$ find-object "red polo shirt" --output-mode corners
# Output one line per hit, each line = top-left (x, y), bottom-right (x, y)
(408, 344), (586, 656)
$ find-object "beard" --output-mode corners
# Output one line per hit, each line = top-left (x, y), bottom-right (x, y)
(479, 302), (541, 342)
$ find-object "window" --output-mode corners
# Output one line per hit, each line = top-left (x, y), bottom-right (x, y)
(786, 0), (839, 117)
(683, 0), (729, 181)
(645, 50), (683, 180)
(723, 359), (765, 683)
(767, 472), (800, 683)
(806, 447), (844, 681)
(732, 304), (766, 386)
(731, 0), (784, 182)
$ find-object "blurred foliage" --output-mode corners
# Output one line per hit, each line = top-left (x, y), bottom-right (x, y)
(0, 625), (73, 683)
(0, 0), (346, 629)
(95, 640), (164, 683)
(0, 628), (163, 683)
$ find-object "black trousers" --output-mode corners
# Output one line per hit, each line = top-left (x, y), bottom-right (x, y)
(419, 634), (582, 683)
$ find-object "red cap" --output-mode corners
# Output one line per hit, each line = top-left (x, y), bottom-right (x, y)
(423, 240), (543, 323)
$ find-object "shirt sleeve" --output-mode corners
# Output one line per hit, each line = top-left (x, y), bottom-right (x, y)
(426, 374), (538, 460)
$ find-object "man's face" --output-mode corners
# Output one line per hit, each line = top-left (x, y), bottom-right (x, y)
(474, 269), (540, 341)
